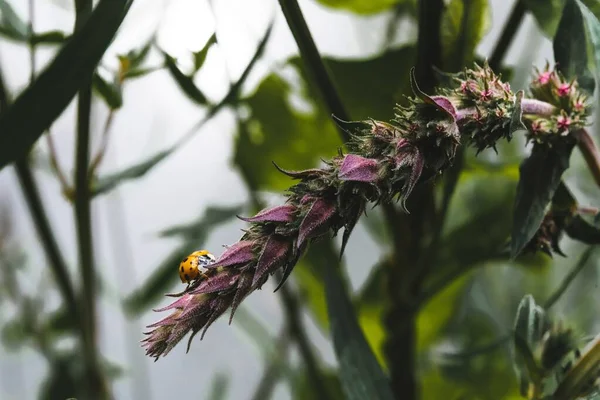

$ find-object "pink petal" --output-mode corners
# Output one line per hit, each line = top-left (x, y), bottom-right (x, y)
(238, 204), (296, 223)
(252, 235), (292, 286)
(339, 154), (379, 183)
(211, 241), (256, 268)
(297, 199), (337, 250)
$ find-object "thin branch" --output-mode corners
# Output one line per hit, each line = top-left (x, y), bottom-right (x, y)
(488, 0), (526, 71)
(88, 110), (115, 178)
(277, 0), (350, 142)
(573, 128), (600, 189)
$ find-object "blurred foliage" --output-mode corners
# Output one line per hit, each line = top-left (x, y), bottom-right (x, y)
(1, 0), (600, 399)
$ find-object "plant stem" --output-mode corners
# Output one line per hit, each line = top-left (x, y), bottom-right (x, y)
(488, 0), (526, 71)
(277, 0), (350, 143)
(74, 0), (106, 398)
(573, 129), (600, 188)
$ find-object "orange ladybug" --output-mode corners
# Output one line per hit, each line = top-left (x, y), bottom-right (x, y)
(178, 250), (216, 285)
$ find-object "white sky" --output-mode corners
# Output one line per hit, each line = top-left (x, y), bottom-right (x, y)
(0, 0), (556, 399)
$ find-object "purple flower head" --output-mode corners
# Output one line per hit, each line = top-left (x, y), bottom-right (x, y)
(338, 154), (379, 183)
(252, 235), (292, 287)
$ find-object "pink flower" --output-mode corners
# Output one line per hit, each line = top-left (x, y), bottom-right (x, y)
(537, 71), (553, 84)
(338, 154), (379, 183)
(557, 83), (571, 97)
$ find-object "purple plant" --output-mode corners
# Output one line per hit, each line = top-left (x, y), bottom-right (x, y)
(142, 62), (593, 360)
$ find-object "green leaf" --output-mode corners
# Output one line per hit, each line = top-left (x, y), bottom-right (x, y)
(524, 0), (567, 37)
(122, 205), (242, 315)
(314, 0), (412, 14)
(164, 53), (208, 105)
(235, 46), (415, 192)
(92, 72), (122, 109)
(121, 66), (162, 80)
(510, 142), (575, 258)
(323, 257), (394, 400)
(193, 33), (217, 73)
(0, 0), (132, 171)
(125, 39), (153, 71)
(30, 31), (70, 46)
(440, 0), (491, 71)
(574, 0), (600, 93)
(207, 372), (230, 400)
(0, 0), (28, 41)
(292, 369), (345, 400)
(92, 21), (274, 196)
(1, 317), (27, 351)
(553, 0), (596, 94)
(512, 295), (548, 393)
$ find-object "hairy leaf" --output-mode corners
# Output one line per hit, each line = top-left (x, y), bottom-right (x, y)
(510, 142), (575, 258)
(553, 0), (596, 94)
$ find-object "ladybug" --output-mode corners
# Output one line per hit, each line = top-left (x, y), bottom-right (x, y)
(178, 250), (216, 286)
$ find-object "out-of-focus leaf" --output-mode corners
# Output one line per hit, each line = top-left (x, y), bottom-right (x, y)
(30, 31), (69, 45)
(41, 307), (76, 338)
(235, 46), (415, 192)
(92, 72), (122, 109)
(292, 368), (345, 400)
(524, 0), (566, 37)
(91, 20), (273, 196)
(553, 334), (600, 399)
(123, 39), (153, 71)
(441, 0), (491, 71)
(193, 33), (217, 72)
(164, 53), (208, 105)
(157, 204), (244, 239)
(322, 46), (416, 120)
(0, 0), (132, 171)
(1, 317), (28, 351)
(512, 295), (548, 394)
(553, 0), (596, 94)
(123, 205), (242, 315)
(314, 0), (412, 14)
(207, 372), (230, 400)
(510, 143), (575, 258)
(574, 0), (600, 93)
(0, 0), (28, 41)
(323, 257), (394, 400)
(121, 66), (162, 80)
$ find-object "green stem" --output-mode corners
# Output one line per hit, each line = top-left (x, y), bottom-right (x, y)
(277, 0), (350, 143)
(74, 0), (106, 398)
(488, 0), (526, 71)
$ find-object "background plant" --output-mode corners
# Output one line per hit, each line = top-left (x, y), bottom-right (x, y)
(2, 0), (600, 400)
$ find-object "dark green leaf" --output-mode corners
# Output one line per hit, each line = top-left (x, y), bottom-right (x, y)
(123, 205), (242, 315)
(574, 0), (600, 93)
(323, 257), (394, 400)
(92, 73), (123, 109)
(92, 21), (273, 196)
(194, 33), (217, 72)
(164, 53), (208, 105)
(207, 372), (230, 400)
(551, 181), (577, 211)
(30, 31), (69, 46)
(0, 0), (28, 41)
(440, 0), (491, 71)
(0, 0), (132, 171)
(553, 0), (596, 94)
(510, 142), (575, 258)
(554, 335), (600, 399)
(524, 0), (566, 37)
(314, 0), (412, 14)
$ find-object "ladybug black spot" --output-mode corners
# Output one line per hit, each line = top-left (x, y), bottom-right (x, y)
(180, 266), (184, 273)
(182, 257), (188, 263)
(184, 274), (190, 282)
